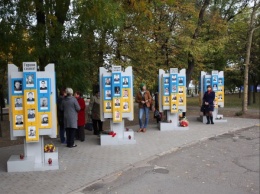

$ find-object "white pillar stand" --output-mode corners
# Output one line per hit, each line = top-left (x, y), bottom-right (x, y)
(198, 108), (227, 123)
(160, 111), (189, 131)
(100, 120), (136, 146)
(7, 136), (59, 172)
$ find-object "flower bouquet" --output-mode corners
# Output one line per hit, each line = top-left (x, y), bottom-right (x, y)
(44, 143), (56, 152)
(179, 117), (189, 127)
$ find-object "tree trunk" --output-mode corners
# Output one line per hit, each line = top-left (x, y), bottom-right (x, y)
(242, 2), (259, 113)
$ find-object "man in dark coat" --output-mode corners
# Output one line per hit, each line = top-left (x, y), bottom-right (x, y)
(203, 85), (215, 124)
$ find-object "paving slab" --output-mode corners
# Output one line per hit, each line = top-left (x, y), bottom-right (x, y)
(0, 116), (259, 194)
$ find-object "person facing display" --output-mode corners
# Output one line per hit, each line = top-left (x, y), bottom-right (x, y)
(203, 85), (215, 124)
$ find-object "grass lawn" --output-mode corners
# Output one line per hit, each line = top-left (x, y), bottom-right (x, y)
(187, 92), (260, 109)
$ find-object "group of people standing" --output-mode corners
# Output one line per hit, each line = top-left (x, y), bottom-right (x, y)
(57, 88), (103, 148)
(57, 83), (215, 147)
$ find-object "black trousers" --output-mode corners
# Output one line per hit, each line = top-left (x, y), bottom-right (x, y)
(92, 119), (103, 135)
(75, 125), (85, 141)
(66, 128), (76, 147)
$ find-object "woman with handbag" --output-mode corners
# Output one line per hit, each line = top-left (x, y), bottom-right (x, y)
(90, 91), (103, 135)
(135, 83), (153, 133)
(203, 85), (215, 124)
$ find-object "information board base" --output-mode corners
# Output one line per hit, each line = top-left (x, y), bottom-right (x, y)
(100, 128), (136, 146)
(7, 137), (59, 172)
(159, 122), (189, 131)
(100, 120), (136, 145)
(159, 111), (189, 131)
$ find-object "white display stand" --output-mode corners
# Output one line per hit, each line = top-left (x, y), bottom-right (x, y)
(198, 71), (227, 124)
(7, 63), (59, 172)
(99, 66), (136, 145)
(158, 68), (189, 131)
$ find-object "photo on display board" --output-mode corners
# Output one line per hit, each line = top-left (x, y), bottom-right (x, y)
(106, 101), (112, 110)
(41, 114), (49, 125)
(114, 98), (120, 107)
(178, 77), (184, 86)
(164, 78), (169, 85)
(13, 80), (23, 93)
(39, 80), (48, 93)
(172, 104), (177, 110)
(179, 96), (184, 104)
(115, 111), (120, 120)
(27, 92), (35, 104)
(15, 115), (24, 126)
(123, 102), (129, 110)
(122, 77), (129, 87)
(171, 94), (177, 101)
(218, 86), (223, 92)
(218, 94), (223, 100)
(26, 74), (35, 87)
(171, 75), (177, 82)
(164, 87), (169, 95)
(40, 97), (48, 109)
(123, 89), (129, 98)
(28, 126), (36, 138)
(178, 86), (184, 94)
(28, 109), (36, 121)
(114, 74), (120, 83)
(105, 90), (111, 99)
(212, 76), (217, 82)
(104, 77), (111, 87)
(213, 84), (218, 91)
(172, 85), (177, 93)
(14, 97), (23, 109)
(218, 78), (223, 85)
(206, 79), (211, 85)
(114, 86), (121, 96)
(165, 96), (170, 104)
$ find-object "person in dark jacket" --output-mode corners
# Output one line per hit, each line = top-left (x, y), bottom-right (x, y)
(61, 88), (80, 148)
(57, 88), (66, 143)
(74, 91), (86, 142)
(203, 85), (215, 124)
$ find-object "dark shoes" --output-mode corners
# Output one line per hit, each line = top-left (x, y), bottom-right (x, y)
(67, 144), (77, 148)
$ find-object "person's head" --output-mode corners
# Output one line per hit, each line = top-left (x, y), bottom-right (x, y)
(116, 99), (119, 103)
(165, 79), (168, 83)
(41, 81), (46, 87)
(16, 98), (21, 103)
(116, 111), (120, 117)
(107, 90), (110, 94)
(124, 78), (127, 82)
(43, 116), (48, 122)
(42, 99), (47, 105)
(166, 97), (168, 100)
(14, 81), (21, 89)
(107, 102), (110, 106)
(59, 88), (66, 96)
(74, 91), (81, 98)
(29, 109), (34, 114)
(173, 104), (176, 107)
(140, 83), (146, 91)
(28, 75), (33, 81)
(66, 88), (73, 96)
(94, 91), (100, 97)
(16, 115), (22, 122)
(106, 78), (110, 83)
(124, 90), (128, 95)
(207, 85), (212, 91)
(28, 92), (33, 98)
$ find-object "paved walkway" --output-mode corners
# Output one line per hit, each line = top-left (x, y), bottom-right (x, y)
(0, 116), (259, 194)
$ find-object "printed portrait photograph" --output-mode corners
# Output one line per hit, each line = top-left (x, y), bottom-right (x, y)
(114, 98), (120, 107)
(122, 77), (128, 86)
(15, 115), (24, 126)
(27, 92), (35, 103)
(28, 109), (35, 120)
(15, 97), (23, 109)
(123, 102), (129, 110)
(28, 126), (36, 137)
(40, 98), (48, 109)
(114, 74), (120, 82)
(123, 89), (129, 98)
(41, 114), (49, 125)
(106, 102), (112, 110)
(26, 74), (34, 87)
(105, 77), (111, 86)
(114, 86), (120, 95)
(39, 80), (48, 92)
(14, 80), (22, 93)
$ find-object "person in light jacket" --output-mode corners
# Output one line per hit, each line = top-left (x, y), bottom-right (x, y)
(61, 88), (80, 148)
